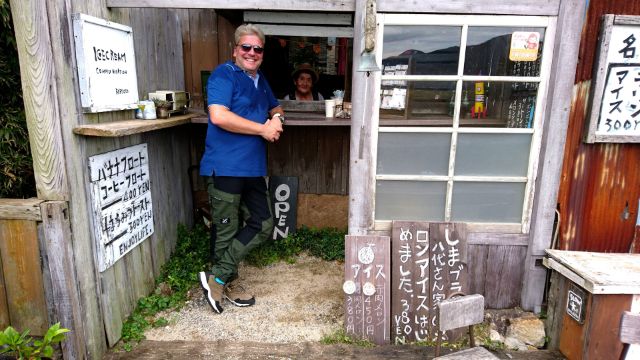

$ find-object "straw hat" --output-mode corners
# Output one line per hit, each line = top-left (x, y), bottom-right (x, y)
(291, 63), (319, 83)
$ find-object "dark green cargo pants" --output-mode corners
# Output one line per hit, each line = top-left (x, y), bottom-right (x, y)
(207, 176), (274, 283)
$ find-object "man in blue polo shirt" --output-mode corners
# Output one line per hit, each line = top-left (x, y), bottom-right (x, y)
(199, 24), (284, 314)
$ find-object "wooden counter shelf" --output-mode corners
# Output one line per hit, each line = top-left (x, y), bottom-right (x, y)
(72, 113), (199, 137)
(190, 111), (352, 126)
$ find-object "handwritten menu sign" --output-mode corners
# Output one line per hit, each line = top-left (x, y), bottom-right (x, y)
(344, 235), (390, 345)
(391, 221), (431, 344)
(72, 13), (139, 113)
(391, 221), (468, 344)
(89, 144), (154, 272)
(587, 15), (640, 143)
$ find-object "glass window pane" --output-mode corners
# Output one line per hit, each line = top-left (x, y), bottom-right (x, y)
(455, 133), (531, 176)
(377, 133), (451, 175)
(451, 182), (525, 222)
(380, 81), (456, 124)
(383, 26), (461, 76)
(375, 180), (446, 221)
(464, 27), (545, 77)
(459, 81), (538, 128)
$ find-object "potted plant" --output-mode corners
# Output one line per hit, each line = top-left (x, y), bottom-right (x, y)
(151, 98), (172, 119)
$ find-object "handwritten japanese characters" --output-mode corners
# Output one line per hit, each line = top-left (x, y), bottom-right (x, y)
(391, 221), (468, 344)
(587, 16), (640, 142)
(344, 235), (390, 345)
(89, 144), (154, 272)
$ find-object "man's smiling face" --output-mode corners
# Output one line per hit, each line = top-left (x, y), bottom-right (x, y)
(233, 35), (264, 76)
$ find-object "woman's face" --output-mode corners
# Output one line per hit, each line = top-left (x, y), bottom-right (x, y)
(294, 72), (314, 95)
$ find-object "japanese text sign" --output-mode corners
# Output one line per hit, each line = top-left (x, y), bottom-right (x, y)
(391, 221), (468, 344)
(587, 15), (640, 143)
(344, 235), (390, 345)
(89, 144), (154, 272)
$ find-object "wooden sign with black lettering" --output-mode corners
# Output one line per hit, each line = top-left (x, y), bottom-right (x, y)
(344, 235), (390, 345)
(391, 221), (431, 344)
(269, 176), (298, 240)
(390, 221), (468, 343)
(429, 222), (469, 340)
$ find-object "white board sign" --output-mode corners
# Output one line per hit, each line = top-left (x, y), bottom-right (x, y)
(72, 13), (139, 113)
(89, 144), (154, 272)
(586, 15), (640, 143)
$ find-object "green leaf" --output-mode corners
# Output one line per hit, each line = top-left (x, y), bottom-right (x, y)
(42, 345), (54, 358)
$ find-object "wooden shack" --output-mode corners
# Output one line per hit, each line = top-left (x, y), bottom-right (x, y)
(6, 0), (591, 358)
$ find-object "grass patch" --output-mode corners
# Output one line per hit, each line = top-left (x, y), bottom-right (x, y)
(321, 329), (375, 347)
(244, 226), (346, 267)
(119, 224), (210, 349)
(119, 224), (346, 350)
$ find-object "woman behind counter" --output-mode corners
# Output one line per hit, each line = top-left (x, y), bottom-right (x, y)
(284, 63), (324, 101)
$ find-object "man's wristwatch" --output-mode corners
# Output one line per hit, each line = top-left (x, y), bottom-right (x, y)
(273, 113), (285, 125)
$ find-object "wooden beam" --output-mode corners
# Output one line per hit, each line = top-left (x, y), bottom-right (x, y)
(244, 11), (353, 25)
(348, 0), (381, 235)
(0, 199), (44, 221)
(41, 201), (87, 360)
(11, 0), (69, 200)
(377, 0), (560, 15)
(520, 0), (585, 312)
(106, 0), (355, 11)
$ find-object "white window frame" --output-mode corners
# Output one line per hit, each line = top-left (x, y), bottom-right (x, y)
(373, 14), (557, 234)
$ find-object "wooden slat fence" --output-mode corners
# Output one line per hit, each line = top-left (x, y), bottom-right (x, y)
(0, 199), (49, 336)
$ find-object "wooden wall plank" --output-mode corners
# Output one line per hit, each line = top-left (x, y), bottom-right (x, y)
(187, 9), (219, 111)
(485, 245), (527, 308)
(0, 239), (9, 330)
(467, 245), (488, 296)
(0, 199), (44, 221)
(292, 128), (319, 194)
(545, 271), (567, 350)
(318, 127), (344, 194)
(620, 311), (640, 345)
(0, 220), (48, 335)
(11, 0), (69, 200)
(40, 202), (87, 359)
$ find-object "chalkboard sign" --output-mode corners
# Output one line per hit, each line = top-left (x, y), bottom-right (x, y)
(344, 235), (390, 345)
(586, 15), (640, 143)
(269, 176), (298, 240)
(88, 144), (154, 272)
(390, 221), (468, 344)
(72, 13), (139, 113)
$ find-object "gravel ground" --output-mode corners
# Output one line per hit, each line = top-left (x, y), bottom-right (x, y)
(144, 254), (345, 343)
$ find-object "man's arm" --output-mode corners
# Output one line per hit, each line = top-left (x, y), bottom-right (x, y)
(209, 105), (282, 142)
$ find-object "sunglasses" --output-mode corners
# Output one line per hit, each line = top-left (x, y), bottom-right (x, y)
(238, 44), (264, 54)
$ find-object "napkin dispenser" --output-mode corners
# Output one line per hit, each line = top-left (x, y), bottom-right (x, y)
(148, 91), (190, 114)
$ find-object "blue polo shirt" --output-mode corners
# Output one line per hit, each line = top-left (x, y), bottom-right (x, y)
(200, 61), (279, 177)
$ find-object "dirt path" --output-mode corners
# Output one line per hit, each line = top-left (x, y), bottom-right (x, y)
(105, 255), (566, 359)
(105, 340), (566, 359)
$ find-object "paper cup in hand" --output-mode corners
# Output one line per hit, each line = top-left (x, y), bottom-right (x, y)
(325, 99), (336, 117)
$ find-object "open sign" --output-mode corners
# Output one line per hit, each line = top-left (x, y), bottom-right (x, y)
(269, 176), (298, 240)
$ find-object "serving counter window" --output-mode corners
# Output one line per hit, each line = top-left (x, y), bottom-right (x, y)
(374, 14), (556, 231)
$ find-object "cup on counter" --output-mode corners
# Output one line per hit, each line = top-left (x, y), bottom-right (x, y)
(325, 99), (336, 118)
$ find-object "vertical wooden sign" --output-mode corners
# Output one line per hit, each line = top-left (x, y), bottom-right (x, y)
(391, 221), (431, 344)
(344, 235), (390, 345)
(269, 176), (298, 240)
(429, 222), (469, 340)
